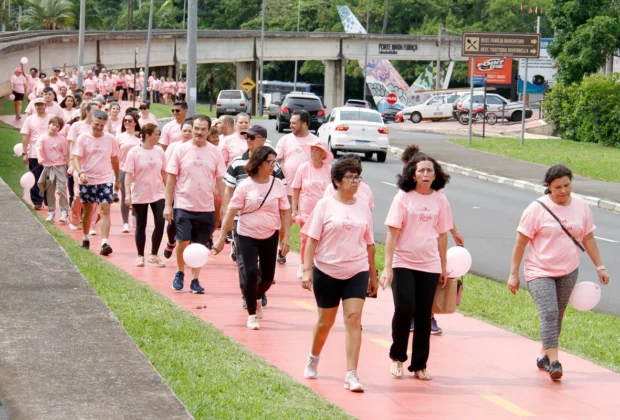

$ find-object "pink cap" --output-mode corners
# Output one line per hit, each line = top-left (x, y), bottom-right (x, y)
(15, 67), (22, 72)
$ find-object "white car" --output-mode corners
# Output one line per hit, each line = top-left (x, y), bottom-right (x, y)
(402, 94), (456, 123)
(317, 107), (389, 162)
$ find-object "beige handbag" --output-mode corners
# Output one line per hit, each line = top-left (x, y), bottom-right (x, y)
(432, 277), (459, 314)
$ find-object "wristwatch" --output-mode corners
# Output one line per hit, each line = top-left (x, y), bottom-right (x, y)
(21, 153), (27, 157)
(596, 265), (606, 271)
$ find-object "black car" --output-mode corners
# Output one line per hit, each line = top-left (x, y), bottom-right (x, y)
(381, 107), (401, 123)
(276, 93), (325, 133)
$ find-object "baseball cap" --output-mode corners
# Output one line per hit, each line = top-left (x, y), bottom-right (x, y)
(241, 125), (267, 139)
(33, 98), (45, 105)
(59, 72), (65, 77)
(15, 67), (22, 72)
(84, 90), (94, 95)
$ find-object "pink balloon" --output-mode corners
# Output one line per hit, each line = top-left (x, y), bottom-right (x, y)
(183, 243), (210, 268)
(570, 281), (601, 311)
(20, 172), (35, 190)
(28, 93), (36, 101)
(13, 143), (23, 156)
(446, 246), (472, 277)
(8, 94), (15, 100)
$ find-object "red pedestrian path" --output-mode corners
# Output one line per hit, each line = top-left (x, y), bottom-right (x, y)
(38, 203), (620, 419)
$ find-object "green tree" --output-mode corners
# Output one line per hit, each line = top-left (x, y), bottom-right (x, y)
(20, 0), (74, 29)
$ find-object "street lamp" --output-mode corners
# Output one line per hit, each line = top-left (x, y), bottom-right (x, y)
(292, 0), (301, 91)
(187, 0), (197, 115)
(258, 0), (266, 116)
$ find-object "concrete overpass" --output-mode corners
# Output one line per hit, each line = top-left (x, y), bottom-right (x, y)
(0, 30), (464, 111)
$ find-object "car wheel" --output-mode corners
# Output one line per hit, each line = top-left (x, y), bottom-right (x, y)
(364, 152), (373, 160)
(377, 151), (387, 163)
(511, 111), (523, 122)
(410, 112), (422, 124)
(328, 137), (338, 158)
(277, 119), (284, 133)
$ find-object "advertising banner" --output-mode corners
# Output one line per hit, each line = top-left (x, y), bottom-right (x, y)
(518, 38), (556, 94)
(468, 57), (513, 85)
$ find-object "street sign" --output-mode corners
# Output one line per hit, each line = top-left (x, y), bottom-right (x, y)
(240, 77), (256, 93)
(462, 32), (540, 59)
(386, 92), (397, 105)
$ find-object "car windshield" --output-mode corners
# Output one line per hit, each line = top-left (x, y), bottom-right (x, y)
(340, 110), (382, 123)
(285, 97), (322, 108)
(220, 91), (242, 99)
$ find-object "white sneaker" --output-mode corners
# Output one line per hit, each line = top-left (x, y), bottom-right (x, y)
(344, 369), (364, 392)
(297, 265), (303, 279)
(304, 354), (320, 379)
(121, 223), (129, 233)
(247, 315), (260, 330)
(45, 212), (55, 223)
(59, 210), (68, 223)
(89, 229), (97, 236)
(256, 300), (264, 319)
(69, 223), (79, 231)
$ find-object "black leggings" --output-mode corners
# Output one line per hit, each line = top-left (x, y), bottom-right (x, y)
(67, 174), (75, 204)
(389, 268), (439, 372)
(133, 199), (165, 257)
(237, 230), (279, 316)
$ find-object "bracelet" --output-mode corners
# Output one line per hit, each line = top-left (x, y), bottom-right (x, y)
(596, 265), (606, 271)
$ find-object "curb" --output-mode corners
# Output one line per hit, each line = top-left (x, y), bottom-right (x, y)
(389, 146), (620, 214)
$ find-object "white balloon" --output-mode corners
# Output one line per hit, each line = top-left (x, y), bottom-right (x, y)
(13, 143), (23, 156)
(570, 281), (601, 311)
(8, 94), (15, 100)
(20, 172), (36, 190)
(28, 93), (36, 101)
(183, 243), (210, 268)
(446, 246), (472, 278)
(20, 57), (28, 65)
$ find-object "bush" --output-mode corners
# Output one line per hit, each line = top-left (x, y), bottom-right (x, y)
(544, 74), (620, 147)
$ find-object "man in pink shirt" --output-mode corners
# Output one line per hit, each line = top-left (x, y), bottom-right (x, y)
(20, 98), (52, 210)
(164, 115), (226, 294)
(159, 101), (188, 151)
(29, 88), (64, 119)
(83, 73), (99, 94)
(219, 113), (250, 166)
(73, 110), (121, 256)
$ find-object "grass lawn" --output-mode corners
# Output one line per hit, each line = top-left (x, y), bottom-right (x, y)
(150, 103), (267, 121)
(0, 98), (27, 116)
(450, 137), (620, 183)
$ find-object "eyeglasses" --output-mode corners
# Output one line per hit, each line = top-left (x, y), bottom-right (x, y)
(265, 159), (276, 166)
(172, 109), (182, 114)
(343, 175), (362, 183)
(124, 119), (134, 123)
(245, 135), (256, 140)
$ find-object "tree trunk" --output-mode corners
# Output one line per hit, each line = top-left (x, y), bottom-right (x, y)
(382, 0), (390, 34)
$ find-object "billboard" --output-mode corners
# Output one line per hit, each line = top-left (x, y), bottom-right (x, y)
(518, 38), (557, 94)
(468, 57), (513, 85)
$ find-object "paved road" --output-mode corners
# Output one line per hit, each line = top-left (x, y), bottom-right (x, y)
(258, 120), (620, 316)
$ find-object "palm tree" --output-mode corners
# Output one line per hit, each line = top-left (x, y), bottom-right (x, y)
(20, 0), (74, 30)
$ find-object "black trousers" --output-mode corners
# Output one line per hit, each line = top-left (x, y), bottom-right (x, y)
(29, 158), (43, 206)
(389, 268), (439, 372)
(237, 230), (279, 315)
(133, 199), (165, 257)
(67, 174), (75, 204)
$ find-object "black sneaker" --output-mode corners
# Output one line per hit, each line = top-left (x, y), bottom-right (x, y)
(242, 296), (247, 309)
(410, 319), (415, 332)
(549, 361), (563, 381)
(164, 242), (176, 259)
(100, 243), (113, 256)
(537, 355), (551, 372)
(277, 250), (286, 264)
(81, 240), (90, 250)
(172, 271), (184, 291)
(190, 279), (205, 294)
(430, 316), (442, 335)
(261, 295), (268, 307)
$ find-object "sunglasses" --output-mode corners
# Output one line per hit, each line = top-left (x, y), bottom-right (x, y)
(245, 134), (256, 140)
(172, 109), (182, 114)
(124, 119), (134, 123)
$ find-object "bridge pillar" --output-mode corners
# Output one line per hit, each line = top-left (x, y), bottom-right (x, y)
(323, 59), (346, 113)
(235, 61), (256, 116)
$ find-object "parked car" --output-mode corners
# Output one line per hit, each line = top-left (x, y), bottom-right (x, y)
(459, 93), (533, 122)
(317, 107), (389, 162)
(395, 110), (404, 123)
(402, 95), (455, 123)
(276, 92), (325, 133)
(381, 106), (402, 123)
(344, 99), (372, 108)
(215, 90), (249, 118)
(268, 102), (280, 120)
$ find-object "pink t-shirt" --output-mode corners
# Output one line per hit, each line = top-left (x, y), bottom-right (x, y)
(518, 194), (595, 281)
(230, 177), (290, 240)
(67, 120), (92, 143)
(26, 75), (38, 93)
(123, 146), (167, 204)
(108, 117), (123, 135)
(38, 133), (68, 167)
(117, 132), (141, 171)
(292, 161), (331, 221)
(302, 195), (374, 280)
(139, 113), (158, 128)
(385, 189), (453, 273)
(323, 181), (374, 209)
(124, 75), (134, 89)
(166, 141), (226, 212)
(159, 120), (183, 147)
(20, 113), (52, 158)
(83, 78), (98, 93)
(177, 82), (186, 94)
(11, 74), (28, 94)
(73, 132), (119, 185)
(275, 133), (318, 195)
(219, 133), (248, 167)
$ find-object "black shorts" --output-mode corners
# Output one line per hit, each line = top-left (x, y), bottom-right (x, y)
(13, 92), (24, 101)
(115, 86), (124, 92)
(127, 87), (135, 93)
(79, 183), (114, 204)
(312, 267), (369, 308)
(174, 209), (215, 246)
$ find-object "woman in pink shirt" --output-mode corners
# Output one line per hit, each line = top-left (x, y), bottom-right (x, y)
(37, 117), (69, 223)
(300, 157), (378, 393)
(158, 77), (166, 104)
(117, 113), (142, 233)
(106, 103), (123, 135)
(508, 164), (610, 381)
(292, 140), (333, 279)
(124, 123), (167, 268)
(11, 67), (28, 120)
(60, 95), (76, 123)
(139, 102), (158, 127)
(176, 78), (186, 102)
(213, 146), (292, 331)
(381, 153), (453, 381)
(219, 113), (250, 167)
(323, 154), (374, 209)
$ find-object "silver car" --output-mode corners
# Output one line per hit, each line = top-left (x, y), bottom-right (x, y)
(216, 90), (249, 118)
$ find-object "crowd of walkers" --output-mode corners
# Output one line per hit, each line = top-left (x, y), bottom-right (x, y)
(17, 65), (610, 393)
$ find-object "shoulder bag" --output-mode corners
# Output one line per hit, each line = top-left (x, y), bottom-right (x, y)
(240, 177), (275, 216)
(536, 200), (585, 252)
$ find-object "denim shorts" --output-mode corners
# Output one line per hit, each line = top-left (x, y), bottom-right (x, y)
(79, 183), (114, 204)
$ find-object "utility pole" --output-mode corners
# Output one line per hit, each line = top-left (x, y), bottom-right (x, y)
(363, 0), (369, 100)
(182, 0), (187, 30)
(258, 0), (266, 116)
(133, 47), (138, 108)
(127, 0), (133, 30)
(382, 0), (390, 34)
(467, 57), (474, 145)
(77, 0), (86, 89)
(292, 0), (301, 91)
(142, 0), (155, 101)
(436, 25), (442, 90)
(187, 0), (197, 115)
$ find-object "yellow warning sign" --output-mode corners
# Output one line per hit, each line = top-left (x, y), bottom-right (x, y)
(240, 77), (256, 93)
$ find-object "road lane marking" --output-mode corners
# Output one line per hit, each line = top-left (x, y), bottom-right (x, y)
(371, 338), (391, 349)
(293, 301), (317, 311)
(382, 182), (397, 187)
(478, 392), (535, 417)
(595, 236), (619, 243)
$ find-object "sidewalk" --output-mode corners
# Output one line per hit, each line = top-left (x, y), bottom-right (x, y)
(389, 124), (620, 204)
(0, 180), (192, 420)
(48, 192), (620, 419)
